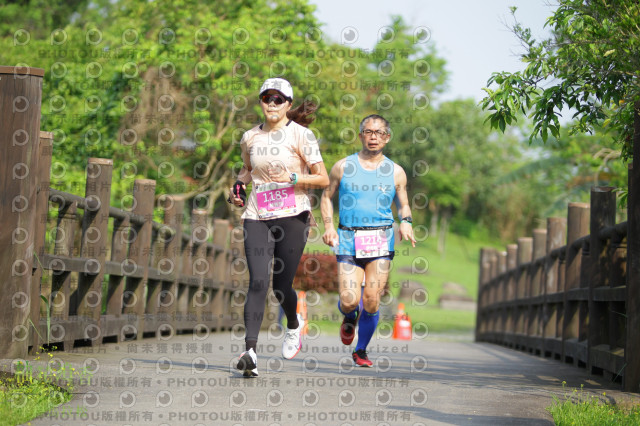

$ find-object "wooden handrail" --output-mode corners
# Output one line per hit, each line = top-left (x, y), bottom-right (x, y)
(476, 186), (637, 391)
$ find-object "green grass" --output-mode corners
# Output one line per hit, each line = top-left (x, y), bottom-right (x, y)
(0, 350), (92, 426)
(385, 230), (497, 304)
(0, 371), (70, 426)
(402, 307), (476, 334)
(547, 384), (640, 426)
(310, 319), (341, 336)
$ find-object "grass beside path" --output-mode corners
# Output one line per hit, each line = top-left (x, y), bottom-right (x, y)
(547, 384), (640, 425)
(0, 370), (71, 426)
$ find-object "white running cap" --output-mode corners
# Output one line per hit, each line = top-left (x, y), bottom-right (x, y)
(259, 78), (293, 100)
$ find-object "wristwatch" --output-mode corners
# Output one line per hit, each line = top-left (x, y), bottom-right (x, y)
(400, 216), (413, 224)
(289, 172), (298, 184)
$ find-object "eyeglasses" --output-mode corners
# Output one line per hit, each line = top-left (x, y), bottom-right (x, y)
(260, 93), (288, 105)
(362, 129), (388, 137)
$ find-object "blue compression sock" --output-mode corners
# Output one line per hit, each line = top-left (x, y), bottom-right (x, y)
(355, 309), (379, 351)
(338, 300), (359, 320)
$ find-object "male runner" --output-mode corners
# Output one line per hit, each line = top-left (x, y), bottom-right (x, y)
(321, 114), (416, 366)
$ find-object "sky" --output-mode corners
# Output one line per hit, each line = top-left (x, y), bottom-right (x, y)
(307, 0), (556, 102)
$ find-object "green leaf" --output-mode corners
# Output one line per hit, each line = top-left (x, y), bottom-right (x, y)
(498, 117), (506, 133)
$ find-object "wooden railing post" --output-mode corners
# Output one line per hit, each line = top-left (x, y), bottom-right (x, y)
(545, 218), (566, 295)
(0, 66), (44, 358)
(229, 224), (247, 327)
(543, 217), (566, 358)
(123, 179), (156, 339)
(204, 240), (216, 326)
(516, 238), (532, 299)
(77, 159), (113, 337)
(145, 226), (163, 327)
(531, 229), (547, 297)
(588, 187), (616, 373)
(106, 213), (129, 321)
(178, 225), (191, 320)
(563, 202), (589, 363)
(530, 229), (547, 352)
(515, 237), (532, 346)
(190, 209), (209, 322)
(608, 228), (626, 351)
(212, 219), (231, 330)
(497, 250), (507, 299)
(490, 249), (498, 341)
(475, 247), (493, 340)
(51, 201), (77, 319)
(625, 105), (640, 391)
(488, 250), (498, 312)
(158, 196), (183, 327)
(505, 244), (518, 300)
(497, 251), (507, 333)
(505, 244), (517, 340)
(30, 131), (53, 352)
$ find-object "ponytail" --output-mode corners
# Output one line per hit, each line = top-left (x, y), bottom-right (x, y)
(286, 100), (317, 128)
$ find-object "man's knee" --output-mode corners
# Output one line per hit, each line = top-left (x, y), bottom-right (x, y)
(339, 290), (360, 312)
(362, 294), (380, 312)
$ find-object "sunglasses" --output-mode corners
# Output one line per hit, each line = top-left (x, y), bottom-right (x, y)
(260, 93), (288, 105)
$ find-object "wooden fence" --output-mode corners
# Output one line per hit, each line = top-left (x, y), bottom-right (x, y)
(476, 185), (640, 392)
(1, 66), (244, 359)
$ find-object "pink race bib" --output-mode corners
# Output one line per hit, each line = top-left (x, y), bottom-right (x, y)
(256, 183), (297, 219)
(354, 229), (389, 258)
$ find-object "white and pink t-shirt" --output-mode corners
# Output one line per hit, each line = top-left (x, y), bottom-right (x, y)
(240, 120), (323, 221)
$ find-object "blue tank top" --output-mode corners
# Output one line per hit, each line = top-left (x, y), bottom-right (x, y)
(337, 153), (396, 255)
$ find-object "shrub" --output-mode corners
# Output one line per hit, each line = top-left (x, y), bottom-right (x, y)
(294, 253), (338, 293)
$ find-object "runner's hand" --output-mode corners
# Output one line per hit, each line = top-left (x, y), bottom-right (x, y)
(322, 229), (339, 247)
(228, 181), (246, 207)
(399, 222), (416, 247)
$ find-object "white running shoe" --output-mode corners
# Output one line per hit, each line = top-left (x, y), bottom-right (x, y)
(282, 314), (304, 359)
(236, 348), (258, 377)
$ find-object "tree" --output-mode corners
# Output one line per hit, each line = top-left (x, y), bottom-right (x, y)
(411, 99), (525, 248)
(481, 1), (640, 160)
(497, 129), (628, 218)
(0, 0), (90, 38)
(311, 16), (448, 168)
(1, 0), (344, 216)
(1, 2), (450, 222)
(481, 0), (640, 392)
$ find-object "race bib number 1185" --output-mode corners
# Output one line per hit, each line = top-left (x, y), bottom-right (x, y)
(256, 182), (297, 219)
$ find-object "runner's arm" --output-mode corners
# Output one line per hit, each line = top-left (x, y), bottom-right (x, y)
(298, 161), (330, 189)
(268, 161), (329, 189)
(321, 159), (345, 246)
(394, 164), (416, 247)
(229, 142), (252, 206)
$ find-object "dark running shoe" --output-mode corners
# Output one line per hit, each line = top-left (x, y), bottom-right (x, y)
(340, 309), (360, 345)
(352, 349), (373, 367)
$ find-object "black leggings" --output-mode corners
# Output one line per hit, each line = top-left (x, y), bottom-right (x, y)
(243, 211), (309, 351)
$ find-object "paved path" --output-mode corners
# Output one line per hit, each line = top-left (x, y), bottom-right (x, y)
(7, 331), (639, 426)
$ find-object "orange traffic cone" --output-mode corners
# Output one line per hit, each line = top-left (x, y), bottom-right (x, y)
(297, 290), (308, 336)
(393, 302), (412, 340)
